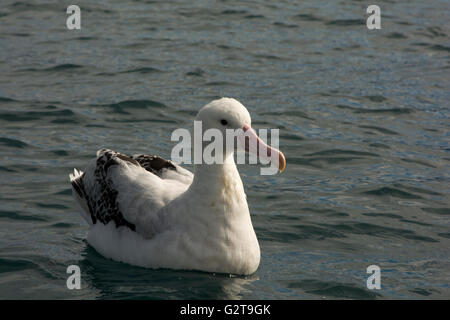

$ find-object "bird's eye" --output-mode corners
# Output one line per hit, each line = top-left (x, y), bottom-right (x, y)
(220, 119), (228, 126)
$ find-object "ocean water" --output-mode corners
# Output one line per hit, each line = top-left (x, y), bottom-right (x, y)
(0, 0), (449, 299)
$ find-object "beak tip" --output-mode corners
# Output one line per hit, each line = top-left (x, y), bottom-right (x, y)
(278, 152), (286, 173)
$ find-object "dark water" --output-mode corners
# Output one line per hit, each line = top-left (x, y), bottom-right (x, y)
(0, 0), (449, 299)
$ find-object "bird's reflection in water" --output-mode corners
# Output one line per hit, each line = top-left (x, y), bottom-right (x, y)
(79, 244), (258, 299)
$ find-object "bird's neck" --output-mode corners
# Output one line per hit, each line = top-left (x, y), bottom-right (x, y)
(188, 153), (248, 213)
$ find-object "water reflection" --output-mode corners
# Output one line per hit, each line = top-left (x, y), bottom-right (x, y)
(79, 245), (258, 300)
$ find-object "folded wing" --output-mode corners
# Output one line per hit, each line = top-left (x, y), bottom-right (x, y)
(70, 149), (193, 237)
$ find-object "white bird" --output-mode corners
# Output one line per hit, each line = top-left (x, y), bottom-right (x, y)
(70, 98), (286, 275)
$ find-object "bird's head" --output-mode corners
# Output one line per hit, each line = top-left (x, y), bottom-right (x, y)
(195, 97), (286, 173)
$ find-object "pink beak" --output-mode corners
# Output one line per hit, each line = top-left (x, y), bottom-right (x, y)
(242, 124), (286, 172)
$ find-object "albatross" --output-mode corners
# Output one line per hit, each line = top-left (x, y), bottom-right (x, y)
(70, 97), (286, 275)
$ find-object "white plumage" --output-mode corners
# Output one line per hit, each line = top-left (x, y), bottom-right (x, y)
(70, 98), (285, 275)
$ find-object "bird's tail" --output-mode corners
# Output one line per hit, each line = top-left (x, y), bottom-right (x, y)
(69, 168), (93, 225)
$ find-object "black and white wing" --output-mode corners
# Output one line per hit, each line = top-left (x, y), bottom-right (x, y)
(69, 149), (193, 235)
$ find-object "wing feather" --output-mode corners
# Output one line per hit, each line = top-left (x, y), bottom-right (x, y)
(70, 148), (193, 236)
